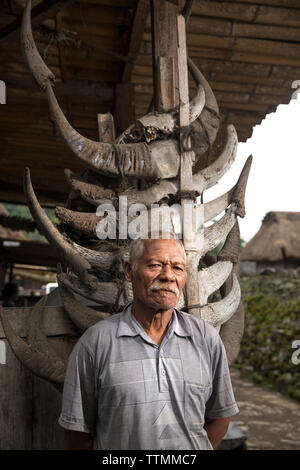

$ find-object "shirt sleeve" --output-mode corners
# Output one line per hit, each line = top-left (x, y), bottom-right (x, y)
(204, 325), (239, 420)
(58, 339), (98, 434)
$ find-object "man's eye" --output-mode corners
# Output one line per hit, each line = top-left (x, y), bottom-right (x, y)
(173, 266), (183, 271)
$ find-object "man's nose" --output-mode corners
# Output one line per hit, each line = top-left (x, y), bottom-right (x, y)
(158, 264), (176, 281)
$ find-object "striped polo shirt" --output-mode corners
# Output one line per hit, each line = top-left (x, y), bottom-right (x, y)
(58, 302), (239, 450)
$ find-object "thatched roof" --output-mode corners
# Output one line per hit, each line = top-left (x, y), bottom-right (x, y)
(240, 211), (300, 262)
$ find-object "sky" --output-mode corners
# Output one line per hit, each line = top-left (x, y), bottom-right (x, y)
(204, 93), (300, 243)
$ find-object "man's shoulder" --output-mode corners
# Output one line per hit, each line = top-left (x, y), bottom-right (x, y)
(176, 309), (220, 345)
(78, 311), (122, 348)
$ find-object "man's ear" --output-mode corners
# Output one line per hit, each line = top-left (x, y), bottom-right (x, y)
(123, 261), (133, 282)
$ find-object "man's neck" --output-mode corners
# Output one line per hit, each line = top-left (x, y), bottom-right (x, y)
(132, 301), (173, 346)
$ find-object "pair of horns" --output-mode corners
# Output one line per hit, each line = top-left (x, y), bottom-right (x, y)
(21, 0), (220, 181)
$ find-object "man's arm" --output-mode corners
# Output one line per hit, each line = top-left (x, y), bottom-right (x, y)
(204, 416), (231, 450)
(64, 429), (93, 450)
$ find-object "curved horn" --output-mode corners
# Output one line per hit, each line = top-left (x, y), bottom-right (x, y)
(198, 261), (233, 305)
(64, 169), (116, 205)
(231, 155), (253, 218)
(0, 306), (66, 387)
(57, 272), (120, 306)
(24, 167), (95, 286)
(58, 274), (111, 333)
(55, 206), (100, 239)
(46, 83), (179, 180)
(200, 153), (253, 222)
(72, 243), (125, 274)
(197, 204), (238, 257)
(27, 296), (62, 363)
(218, 220), (241, 264)
(188, 57), (220, 147)
(21, 0), (55, 89)
(192, 124), (238, 193)
(135, 62), (205, 142)
(121, 180), (178, 207)
(202, 186), (235, 223)
(196, 273), (241, 330)
(65, 169), (178, 208)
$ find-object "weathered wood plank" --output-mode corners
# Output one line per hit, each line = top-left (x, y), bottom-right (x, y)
(133, 72), (292, 98)
(255, 5), (300, 27)
(1, 73), (114, 102)
(233, 22), (300, 42)
(212, 73), (285, 87)
(271, 64), (300, 79)
(0, 0), (77, 45)
(249, 94), (290, 105)
(238, 0), (300, 8)
(32, 337), (77, 450)
(122, 0), (150, 83)
(141, 40), (300, 67)
(0, 306), (78, 339)
(191, 0), (258, 22)
(234, 37), (300, 59)
(143, 31), (235, 49)
(0, 339), (33, 449)
(186, 16), (232, 37)
(115, 83), (135, 132)
(219, 101), (270, 112)
(177, 15), (200, 319)
(151, 0), (179, 112)
(85, 0), (136, 7)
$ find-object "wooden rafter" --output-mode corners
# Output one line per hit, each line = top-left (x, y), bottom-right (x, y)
(122, 0), (150, 83)
(0, 72), (114, 101)
(0, 0), (76, 45)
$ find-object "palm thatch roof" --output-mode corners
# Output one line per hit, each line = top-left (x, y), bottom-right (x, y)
(240, 211), (300, 262)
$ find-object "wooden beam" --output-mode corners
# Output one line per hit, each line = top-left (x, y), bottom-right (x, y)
(97, 113), (115, 143)
(0, 0), (76, 45)
(151, 0), (179, 112)
(122, 0), (150, 83)
(0, 73), (114, 102)
(177, 14), (200, 315)
(0, 180), (67, 205)
(114, 83), (135, 133)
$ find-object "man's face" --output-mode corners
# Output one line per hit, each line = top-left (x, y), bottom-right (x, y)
(124, 238), (186, 312)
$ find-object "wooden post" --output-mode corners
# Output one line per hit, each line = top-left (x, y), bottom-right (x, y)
(151, 0), (179, 112)
(150, 1), (200, 315)
(114, 83), (135, 134)
(97, 113), (116, 143)
(177, 15), (201, 316)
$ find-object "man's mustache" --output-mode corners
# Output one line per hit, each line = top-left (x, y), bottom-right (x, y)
(148, 283), (179, 296)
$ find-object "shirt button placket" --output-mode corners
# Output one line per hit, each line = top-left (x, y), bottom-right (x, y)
(158, 350), (169, 392)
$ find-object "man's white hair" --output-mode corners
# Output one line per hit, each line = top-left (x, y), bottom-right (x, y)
(129, 231), (186, 272)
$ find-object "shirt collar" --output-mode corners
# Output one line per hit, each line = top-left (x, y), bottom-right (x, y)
(116, 302), (193, 339)
(173, 307), (193, 338)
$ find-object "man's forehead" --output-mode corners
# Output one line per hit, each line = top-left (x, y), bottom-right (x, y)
(142, 238), (186, 260)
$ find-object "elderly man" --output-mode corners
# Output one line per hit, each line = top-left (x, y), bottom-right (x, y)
(59, 236), (239, 450)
